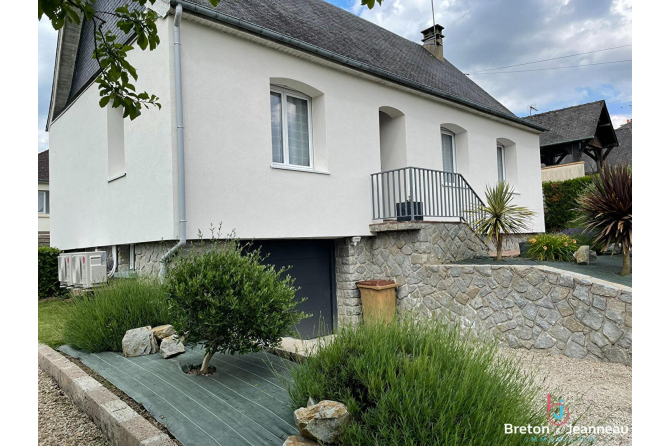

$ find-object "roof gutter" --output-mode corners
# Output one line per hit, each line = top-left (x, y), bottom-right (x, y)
(159, 3), (187, 277)
(172, 0), (546, 133)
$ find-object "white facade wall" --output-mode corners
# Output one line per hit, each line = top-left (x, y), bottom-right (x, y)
(50, 14), (545, 249)
(178, 17), (545, 239)
(49, 18), (177, 250)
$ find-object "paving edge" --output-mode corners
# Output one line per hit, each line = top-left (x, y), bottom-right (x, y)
(38, 343), (176, 446)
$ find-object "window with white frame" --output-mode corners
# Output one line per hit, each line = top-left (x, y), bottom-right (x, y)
(38, 190), (49, 214)
(497, 143), (506, 182)
(441, 129), (456, 173)
(270, 86), (313, 169)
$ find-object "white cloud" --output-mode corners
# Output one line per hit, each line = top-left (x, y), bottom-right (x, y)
(610, 114), (630, 129)
(351, 0), (632, 117)
(38, 18), (58, 152)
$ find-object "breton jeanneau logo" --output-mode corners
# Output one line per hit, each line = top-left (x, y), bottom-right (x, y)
(547, 394), (570, 426)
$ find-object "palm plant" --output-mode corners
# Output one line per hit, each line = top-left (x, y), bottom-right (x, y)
(576, 163), (632, 275)
(470, 182), (535, 261)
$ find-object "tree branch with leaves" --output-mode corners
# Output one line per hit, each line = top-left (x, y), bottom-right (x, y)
(39, 0), (385, 120)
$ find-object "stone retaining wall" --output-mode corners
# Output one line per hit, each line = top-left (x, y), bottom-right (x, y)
(335, 222), (489, 326)
(406, 264), (630, 364)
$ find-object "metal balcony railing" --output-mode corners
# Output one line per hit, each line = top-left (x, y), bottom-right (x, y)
(371, 166), (486, 228)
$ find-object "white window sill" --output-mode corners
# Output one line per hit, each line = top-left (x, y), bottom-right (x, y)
(108, 173), (127, 183)
(271, 164), (330, 175)
(38, 214), (50, 217)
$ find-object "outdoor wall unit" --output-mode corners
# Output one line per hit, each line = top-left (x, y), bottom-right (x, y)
(69, 252), (108, 288)
(57, 254), (74, 286)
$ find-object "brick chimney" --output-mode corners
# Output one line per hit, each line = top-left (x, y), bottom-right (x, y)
(421, 24), (445, 61)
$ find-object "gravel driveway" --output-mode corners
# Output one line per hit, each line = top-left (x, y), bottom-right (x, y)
(38, 368), (109, 446)
(509, 348), (632, 446)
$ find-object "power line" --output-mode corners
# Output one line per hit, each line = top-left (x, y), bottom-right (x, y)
(468, 59), (631, 75)
(472, 44), (632, 73)
(608, 97), (632, 104)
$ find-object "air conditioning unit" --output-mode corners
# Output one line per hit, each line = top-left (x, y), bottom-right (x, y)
(71, 252), (108, 288)
(58, 254), (73, 286)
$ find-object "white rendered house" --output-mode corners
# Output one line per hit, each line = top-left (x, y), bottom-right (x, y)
(47, 0), (546, 336)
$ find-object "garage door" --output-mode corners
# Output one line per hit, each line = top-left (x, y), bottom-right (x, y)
(251, 239), (335, 339)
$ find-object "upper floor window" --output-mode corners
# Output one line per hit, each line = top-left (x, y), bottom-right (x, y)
(441, 129), (456, 173)
(497, 143), (506, 182)
(270, 86), (313, 169)
(38, 190), (49, 214)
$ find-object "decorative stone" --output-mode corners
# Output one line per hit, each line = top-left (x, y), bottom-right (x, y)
(160, 335), (185, 359)
(294, 400), (350, 444)
(603, 321), (624, 343)
(535, 333), (556, 349)
(563, 316), (584, 333)
(565, 341), (587, 359)
(151, 324), (175, 341)
(589, 250), (598, 263)
(581, 308), (604, 331)
(122, 327), (158, 357)
(574, 246), (590, 264)
(606, 300), (626, 324)
(282, 435), (319, 446)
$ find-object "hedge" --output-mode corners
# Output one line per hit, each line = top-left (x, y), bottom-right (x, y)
(38, 246), (61, 299)
(542, 176), (592, 232)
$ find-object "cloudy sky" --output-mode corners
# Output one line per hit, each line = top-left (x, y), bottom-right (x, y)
(37, 0), (632, 152)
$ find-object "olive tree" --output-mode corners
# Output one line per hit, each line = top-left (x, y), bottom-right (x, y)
(164, 239), (307, 374)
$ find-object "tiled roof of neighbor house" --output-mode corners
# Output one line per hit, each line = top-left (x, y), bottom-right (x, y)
(584, 120), (632, 173)
(65, 0), (541, 130)
(38, 150), (49, 182)
(523, 100), (606, 147)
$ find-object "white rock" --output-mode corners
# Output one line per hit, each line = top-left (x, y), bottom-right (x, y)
(122, 326), (158, 357)
(160, 335), (185, 359)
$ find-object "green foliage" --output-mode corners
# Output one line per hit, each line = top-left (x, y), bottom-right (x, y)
(542, 176), (593, 231)
(526, 233), (579, 262)
(38, 246), (61, 299)
(165, 239), (307, 361)
(63, 279), (168, 352)
(38, 0), (384, 119)
(286, 318), (554, 445)
(577, 163), (632, 275)
(470, 182), (535, 260)
(39, 298), (71, 347)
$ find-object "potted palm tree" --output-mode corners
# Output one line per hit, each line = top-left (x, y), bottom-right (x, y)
(576, 163), (632, 276)
(469, 182), (535, 261)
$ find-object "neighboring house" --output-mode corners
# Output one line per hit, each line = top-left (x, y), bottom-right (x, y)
(584, 119), (631, 172)
(47, 0), (546, 336)
(524, 100), (619, 174)
(38, 150), (50, 246)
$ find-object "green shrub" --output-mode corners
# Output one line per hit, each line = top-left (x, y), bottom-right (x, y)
(526, 233), (579, 261)
(286, 318), (556, 446)
(38, 246), (61, 299)
(63, 279), (168, 352)
(542, 176), (592, 231)
(165, 239), (307, 373)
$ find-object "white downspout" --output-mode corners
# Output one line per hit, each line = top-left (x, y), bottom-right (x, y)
(107, 245), (117, 279)
(160, 3), (186, 277)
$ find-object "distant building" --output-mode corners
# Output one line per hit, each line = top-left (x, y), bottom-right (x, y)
(525, 100), (619, 174)
(583, 120), (631, 173)
(38, 150), (50, 246)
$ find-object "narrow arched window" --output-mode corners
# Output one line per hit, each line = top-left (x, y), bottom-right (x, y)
(497, 143), (506, 182)
(441, 128), (456, 173)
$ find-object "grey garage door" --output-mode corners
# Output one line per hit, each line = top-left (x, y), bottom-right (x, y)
(251, 239), (335, 339)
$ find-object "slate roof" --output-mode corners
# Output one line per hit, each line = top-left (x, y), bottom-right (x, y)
(38, 150), (49, 183)
(523, 100), (606, 147)
(64, 0), (541, 130)
(68, 0), (143, 104)
(584, 120), (631, 173)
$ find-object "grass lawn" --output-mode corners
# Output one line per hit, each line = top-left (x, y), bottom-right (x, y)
(38, 297), (71, 348)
